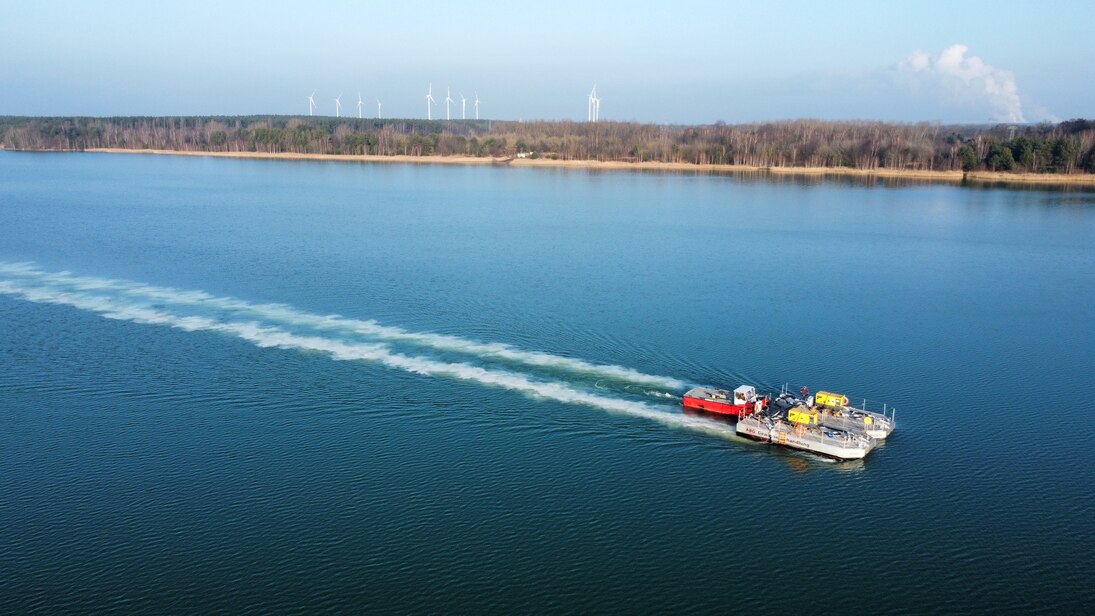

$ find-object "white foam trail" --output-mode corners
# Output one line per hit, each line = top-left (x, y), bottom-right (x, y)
(0, 262), (685, 390)
(0, 273), (736, 441)
(647, 390), (681, 400)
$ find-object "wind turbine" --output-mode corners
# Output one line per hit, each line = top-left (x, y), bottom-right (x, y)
(357, 92), (364, 119)
(594, 93), (601, 122)
(474, 92), (480, 120)
(588, 85), (597, 122)
(334, 93), (343, 118)
(307, 90), (316, 116)
(425, 83), (436, 120)
(460, 93), (467, 120)
(376, 99), (382, 119)
(444, 87), (454, 120)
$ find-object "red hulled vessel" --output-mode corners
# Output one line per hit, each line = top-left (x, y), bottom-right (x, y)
(682, 385), (768, 417)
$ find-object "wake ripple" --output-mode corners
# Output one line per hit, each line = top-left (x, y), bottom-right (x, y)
(0, 262), (684, 389)
(0, 263), (736, 441)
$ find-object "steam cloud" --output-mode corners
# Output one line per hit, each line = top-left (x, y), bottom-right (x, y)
(899, 44), (1024, 123)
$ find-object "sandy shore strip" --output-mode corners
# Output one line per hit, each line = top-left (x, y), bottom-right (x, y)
(964, 170), (1095, 185)
(83, 149), (1095, 185)
(85, 148), (766, 173)
(766, 165), (963, 181)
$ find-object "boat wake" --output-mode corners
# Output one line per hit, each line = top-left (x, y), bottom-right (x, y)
(0, 263), (737, 441)
(0, 262), (684, 389)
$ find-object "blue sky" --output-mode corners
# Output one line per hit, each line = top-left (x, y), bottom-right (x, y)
(1, 0), (1091, 123)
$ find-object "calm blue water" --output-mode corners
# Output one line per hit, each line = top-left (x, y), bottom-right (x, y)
(1, 151), (1093, 613)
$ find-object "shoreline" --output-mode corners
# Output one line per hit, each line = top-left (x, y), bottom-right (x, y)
(70, 148), (1095, 186)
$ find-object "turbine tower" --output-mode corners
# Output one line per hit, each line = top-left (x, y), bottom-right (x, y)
(587, 85), (597, 122)
(376, 99), (382, 119)
(444, 87), (454, 121)
(425, 83), (436, 120)
(474, 92), (480, 120)
(357, 92), (364, 119)
(460, 93), (467, 120)
(594, 93), (601, 122)
(307, 90), (316, 116)
(334, 93), (343, 118)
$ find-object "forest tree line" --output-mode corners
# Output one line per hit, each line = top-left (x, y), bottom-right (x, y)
(1, 115), (1093, 174)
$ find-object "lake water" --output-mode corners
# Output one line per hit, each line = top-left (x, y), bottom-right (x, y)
(1, 151), (1093, 613)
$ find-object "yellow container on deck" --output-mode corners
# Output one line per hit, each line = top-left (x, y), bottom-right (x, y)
(788, 408), (819, 425)
(815, 391), (849, 408)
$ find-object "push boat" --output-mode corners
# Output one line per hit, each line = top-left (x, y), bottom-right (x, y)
(682, 385), (768, 416)
(771, 386), (896, 439)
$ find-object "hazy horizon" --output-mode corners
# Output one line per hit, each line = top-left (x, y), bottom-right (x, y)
(2, 1), (1092, 125)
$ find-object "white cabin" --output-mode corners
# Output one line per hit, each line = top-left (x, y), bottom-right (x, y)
(733, 385), (756, 405)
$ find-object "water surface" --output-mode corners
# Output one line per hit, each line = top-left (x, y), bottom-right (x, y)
(1, 152), (1093, 613)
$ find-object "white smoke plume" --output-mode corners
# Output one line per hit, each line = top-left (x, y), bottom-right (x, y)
(899, 44), (1025, 123)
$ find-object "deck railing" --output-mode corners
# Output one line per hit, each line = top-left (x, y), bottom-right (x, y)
(770, 420), (873, 451)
